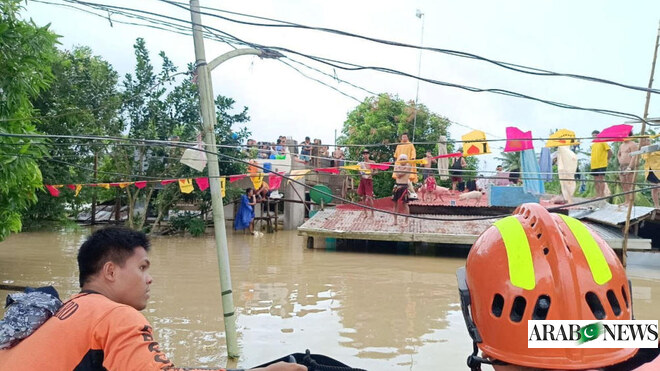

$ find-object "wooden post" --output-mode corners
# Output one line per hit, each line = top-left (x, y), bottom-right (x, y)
(622, 20), (660, 267)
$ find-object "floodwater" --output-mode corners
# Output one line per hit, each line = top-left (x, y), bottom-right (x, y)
(1, 229), (659, 370)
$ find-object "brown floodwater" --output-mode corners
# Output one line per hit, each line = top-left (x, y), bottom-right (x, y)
(1, 229), (658, 370)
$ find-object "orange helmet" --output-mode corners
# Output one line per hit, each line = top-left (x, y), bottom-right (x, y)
(457, 203), (636, 370)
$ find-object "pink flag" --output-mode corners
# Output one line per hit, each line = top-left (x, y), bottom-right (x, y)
(229, 174), (247, 183)
(504, 127), (534, 152)
(269, 172), (284, 190)
(134, 181), (147, 189)
(316, 168), (340, 174)
(161, 179), (177, 185)
(66, 184), (76, 191)
(369, 162), (392, 170)
(431, 152), (462, 160)
(45, 185), (60, 197)
(195, 177), (210, 191)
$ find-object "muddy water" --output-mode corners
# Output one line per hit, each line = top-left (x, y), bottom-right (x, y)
(1, 229), (659, 370)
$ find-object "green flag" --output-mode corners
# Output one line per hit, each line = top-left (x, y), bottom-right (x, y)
(578, 322), (603, 344)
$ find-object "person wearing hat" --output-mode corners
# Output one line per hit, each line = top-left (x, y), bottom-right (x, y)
(392, 153), (411, 225)
(357, 149), (376, 217)
(456, 203), (660, 371)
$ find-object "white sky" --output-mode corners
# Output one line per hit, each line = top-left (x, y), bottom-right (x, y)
(25, 0), (660, 170)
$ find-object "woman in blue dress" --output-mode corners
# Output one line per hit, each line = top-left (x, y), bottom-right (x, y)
(234, 188), (257, 234)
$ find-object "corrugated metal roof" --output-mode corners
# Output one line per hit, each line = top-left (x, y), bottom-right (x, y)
(572, 204), (657, 227)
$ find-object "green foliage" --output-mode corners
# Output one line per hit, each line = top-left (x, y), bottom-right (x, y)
(0, 0), (58, 240)
(24, 46), (121, 224)
(338, 93), (463, 196)
(169, 212), (206, 237)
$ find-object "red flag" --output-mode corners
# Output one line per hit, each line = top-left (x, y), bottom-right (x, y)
(315, 168), (340, 174)
(195, 177), (210, 191)
(229, 174), (247, 183)
(66, 184), (76, 191)
(134, 181), (147, 189)
(269, 172), (284, 190)
(161, 179), (177, 185)
(431, 152), (462, 160)
(369, 162), (392, 170)
(45, 185), (60, 197)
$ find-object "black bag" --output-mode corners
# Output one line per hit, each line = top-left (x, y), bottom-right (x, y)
(253, 349), (366, 371)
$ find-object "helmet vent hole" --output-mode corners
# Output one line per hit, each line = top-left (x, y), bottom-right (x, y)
(621, 285), (629, 308)
(585, 292), (606, 320)
(530, 216), (537, 228)
(509, 296), (527, 323)
(607, 290), (621, 316)
(491, 294), (504, 317)
(543, 247), (549, 255)
(536, 233), (542, 240)
(532, 295), (551, 320)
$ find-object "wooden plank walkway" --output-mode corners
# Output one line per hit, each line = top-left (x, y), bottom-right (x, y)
(298, 209), (652, 250)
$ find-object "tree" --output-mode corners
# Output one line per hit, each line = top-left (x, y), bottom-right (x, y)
(0, 0), (58, 240)
(338, 93), (458, 196)
(24, 46), (121, 224)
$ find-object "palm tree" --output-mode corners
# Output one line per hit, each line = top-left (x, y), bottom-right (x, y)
(495, 151), (521, 171)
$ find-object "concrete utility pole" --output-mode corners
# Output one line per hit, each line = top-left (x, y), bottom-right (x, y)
(621, 20), (660, 267)
(189, 0), (238, 358)
(189, 0), (283, 359)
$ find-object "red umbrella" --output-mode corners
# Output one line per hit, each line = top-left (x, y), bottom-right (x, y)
(593, 124), (633, 142)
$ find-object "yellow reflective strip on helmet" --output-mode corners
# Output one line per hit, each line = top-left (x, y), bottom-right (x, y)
(558, 214), (612, 285)
(494, 216), (536, 290)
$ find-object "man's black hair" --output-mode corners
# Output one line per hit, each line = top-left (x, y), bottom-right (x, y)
(592, 130), (600, 135)
(77, 227), (150, 287)
(245, 187), (253, 195)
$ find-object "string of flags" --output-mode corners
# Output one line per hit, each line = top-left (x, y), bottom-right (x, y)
(43, 124), (657, 198)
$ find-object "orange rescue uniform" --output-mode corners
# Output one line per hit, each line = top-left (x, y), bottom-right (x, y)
(0, 292), (227, 371)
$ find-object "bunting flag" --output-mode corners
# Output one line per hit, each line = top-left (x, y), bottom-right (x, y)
(221, 177), (226, 198)
(248, 161), (258, 174)
(161, 179), (177, 185)
(462, 130), (491, 156)
(119, 182), (130, 189)
(431, 152), (462, 160)
(229, 174), (247, 183)
(45, 185), (61, 197)
(369, 162), (391, 170)
(269, 172), (284, 190)
(75, 184), (82, 197)
(66, 184), (76, 191)
(179, 179), (194, 194)
(195, 177), (209, 191)
(134, 181), (147, 189)
(546, 129), (579, 147)
(288, 169), (310, 183)
(98, 183), (110, 189)
(340, 164), (361, 171)
(316, 168), (340, 174)
(504, 127), (534, 152)
(250, 173), (263, 190)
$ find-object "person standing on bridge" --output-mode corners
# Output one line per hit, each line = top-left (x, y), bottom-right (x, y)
(357, 149), (376, 217)
(392, 153), (412, 226)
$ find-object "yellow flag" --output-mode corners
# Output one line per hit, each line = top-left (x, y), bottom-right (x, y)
(75, 184), (83, 197)
(250, 173), (263, 190)
(98, 183), (110, 190)
(340, 164), (361, 171)
(546, 129), (579, 147)
(462, 130), (491, 156)
(119, 182), (130, 189)
(221, 177), (226, 198)
(288, 169), (311, 183)
(178, 179), (194, 194)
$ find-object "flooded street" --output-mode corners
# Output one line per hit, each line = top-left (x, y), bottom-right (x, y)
(1, 229), (659, 370)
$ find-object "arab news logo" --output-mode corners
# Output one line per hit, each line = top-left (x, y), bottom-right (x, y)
(528, 320), (659, 349)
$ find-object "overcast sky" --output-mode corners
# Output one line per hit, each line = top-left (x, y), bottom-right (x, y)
(25, 0), (660, 170)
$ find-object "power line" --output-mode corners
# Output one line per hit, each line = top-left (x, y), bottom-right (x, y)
(37, 0), (655, 126)
(158, 0), (660, 96)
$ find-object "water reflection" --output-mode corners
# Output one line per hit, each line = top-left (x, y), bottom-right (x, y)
(1, 229), (658, 370)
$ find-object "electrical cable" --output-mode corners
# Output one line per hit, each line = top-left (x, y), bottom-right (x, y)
(4, 132), (660, 222)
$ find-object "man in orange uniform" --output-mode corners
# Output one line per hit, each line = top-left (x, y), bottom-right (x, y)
(0, 227), (306, 371)
(456, 203), (659, 371)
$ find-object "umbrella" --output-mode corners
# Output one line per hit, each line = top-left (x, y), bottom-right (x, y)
(593, 124), (634, 143)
